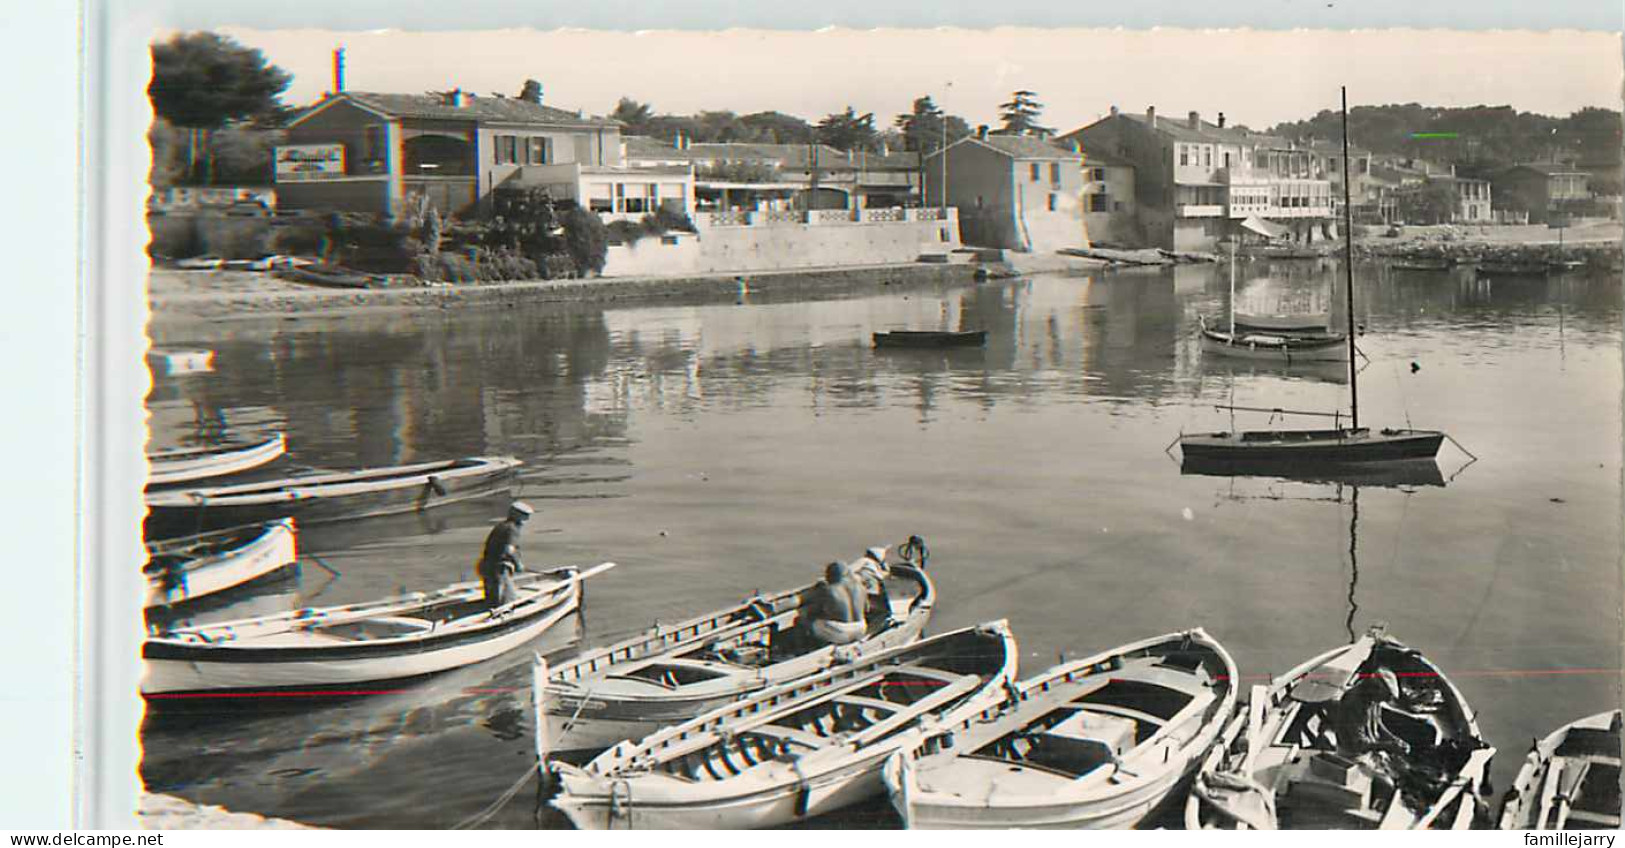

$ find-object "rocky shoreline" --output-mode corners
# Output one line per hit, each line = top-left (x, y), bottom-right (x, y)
(138, 793), (315, 830)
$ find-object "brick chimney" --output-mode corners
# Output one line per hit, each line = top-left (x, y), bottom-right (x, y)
(1218, 112), (1226, 129)
(1109, 105), (1119, 117)
(977, 125), (989, 140)
(445, 88), (468, 108)
(1189, 111), (1201, 130)
(1146, 106), (1156, 128)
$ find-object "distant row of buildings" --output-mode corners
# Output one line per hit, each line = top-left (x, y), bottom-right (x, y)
(261, 87), (1618, 256)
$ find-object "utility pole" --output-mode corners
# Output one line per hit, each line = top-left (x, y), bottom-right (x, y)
(940, 82), (952, 214)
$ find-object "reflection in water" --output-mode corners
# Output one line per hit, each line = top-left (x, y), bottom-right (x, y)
(142, 264), (1622, 828)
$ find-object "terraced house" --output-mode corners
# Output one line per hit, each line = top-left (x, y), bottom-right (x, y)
(276, 88), (693, 222)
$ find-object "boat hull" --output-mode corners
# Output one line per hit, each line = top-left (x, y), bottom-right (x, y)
(147, 433), (287, 487)
(1180, 428), (1444, 465)
(144, 519), (297, 607)
(1200, 328), (1349, 363)
(1496, 710), (1622, 830)
(1232, 313), (1331, 335)
(873, 331), (987, 349)
(144, 456), (520, 537)
(142, 570), (583, 697)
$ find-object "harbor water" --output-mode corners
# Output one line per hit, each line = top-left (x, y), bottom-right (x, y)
(141, 260), (1622, 828)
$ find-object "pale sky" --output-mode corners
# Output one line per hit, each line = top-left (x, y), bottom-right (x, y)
(217, 27), (1622, 133)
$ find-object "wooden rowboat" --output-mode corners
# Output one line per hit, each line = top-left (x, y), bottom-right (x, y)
(1497, 710), (1621, 830)
(144, 518), (298, 608)
(548, 620), (1018, 829)
(1232, 312), (1332, 335)
(142, 563), (613, 698)
(883, 628), (1239, 829)
(274, 262), (384, 289)
(143, 456), (521, 537)
(873, 330), (987, 349)
(1184, 627), (1494, 830)
(146, 432), (287, 488)
(542, 544), (935, 755)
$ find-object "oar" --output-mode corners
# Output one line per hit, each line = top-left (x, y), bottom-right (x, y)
(1550, 759), (1591, 830)
(481, 562), (619, 621)
(534, 654), (554, 790)
(1536, 756), (1566, 830)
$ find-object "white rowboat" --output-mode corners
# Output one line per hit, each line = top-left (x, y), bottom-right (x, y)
(1496, 710), (1621, 830)
(144, 518), (297, 608)
(147, 433), (287, 487)
(883, 628), (1238, 828)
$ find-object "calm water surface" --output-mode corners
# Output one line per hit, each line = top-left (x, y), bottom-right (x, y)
(142, 261), (1623, 828)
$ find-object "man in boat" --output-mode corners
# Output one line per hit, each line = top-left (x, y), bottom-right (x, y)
(800, 561), (868, 647)
(1333, 667), (1412, 759)
(848, 546), (892, 624)
(477, 501), (533, 609)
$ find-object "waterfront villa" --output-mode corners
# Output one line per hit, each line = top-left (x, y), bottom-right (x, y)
(924, 131), (1085, 253)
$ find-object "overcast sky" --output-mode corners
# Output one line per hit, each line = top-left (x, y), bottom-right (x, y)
(216, 27), (1622, 133)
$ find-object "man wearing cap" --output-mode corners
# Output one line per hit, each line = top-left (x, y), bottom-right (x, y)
(478, 501), (533, 609)
(1333, 667), (1411, 758)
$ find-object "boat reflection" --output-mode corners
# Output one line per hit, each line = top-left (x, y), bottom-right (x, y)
(1180, 456), (1445, 489)
(1204, 358), (1350, 386)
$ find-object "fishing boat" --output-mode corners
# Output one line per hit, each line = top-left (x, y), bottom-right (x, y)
(873, 330), (987, 349)
(1184, 626), (1494, 830)
(1179, 88), (1449, 468)
(142, 562), (614, 698)
(144, 456), (521, 536)
(881, 629), (1238, 829)
(1199, 318), (1350, 363)
(547, 620), (1018, 829)
(542, 541), (936, 754)
(145, 347), (215, 375)
(146, 432), (287, 488)
(1497, 710), (1621, 830)
(275, 262), (385, 289)
(144, 518), (298, 608)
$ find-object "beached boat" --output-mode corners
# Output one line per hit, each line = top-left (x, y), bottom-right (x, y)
(1232, 312), (1332, 335)
(873, 330), (987, 349)
(1497, 710), (1621, 830)
(145, 347), (215, 375)
(174, 255), (224, 271)
(275, 262), (384, 289)
(1184, 627), (1494, 830)
(144, 456), (521, 536)
(146, 432), (287, 488)
(1199, 318), (1350, 363)
(548, 620), (1018, 829)
(142, 562), (614, 698)
(1178, 90), (1450, 468)
(144, 518), (298, 608)
(882, 628), (1238, 829)
(542, 546), (936, 754)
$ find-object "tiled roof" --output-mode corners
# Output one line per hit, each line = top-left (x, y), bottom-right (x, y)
(688, 142), (856, 170)
(969, 134), (1081, 161)
(315, 91), (616, 128)
(622, 135), (694, 160)
(1073, 145), (1134, 168)
(1115, 112), (1287, 147)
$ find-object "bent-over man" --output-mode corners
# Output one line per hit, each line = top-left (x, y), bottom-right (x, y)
(802, 561), (867, 647)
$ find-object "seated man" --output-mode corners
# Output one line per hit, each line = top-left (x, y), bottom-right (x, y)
(849, 546), (892, 624)
(1332, 668), (1411, 759)
(801, 561), (867, 647)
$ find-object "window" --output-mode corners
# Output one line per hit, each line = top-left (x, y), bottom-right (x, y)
(1179, 145), (1189, 166)
(527, 137), (550, 165)
(588, 183), (613, 213)
(1203, 147), (1211, 167)
(1089, 167), (1106, 181)
(1089, 195), (1109, 212)
(1030, 163), (1041, 181)
(1223, 152), (1231, 168)
(494, 135), (519, 165)
(363, 125), (384, 166)
(1047, 193), (1057, 211)
(1050, 163), (1061, 184)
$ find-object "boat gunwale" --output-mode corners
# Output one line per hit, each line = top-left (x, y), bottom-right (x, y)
(145, 455), (521, 507)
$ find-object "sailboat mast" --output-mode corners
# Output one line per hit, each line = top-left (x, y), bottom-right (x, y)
(1341, 86), (1359, 430)
(1228, 246), (1237, 333)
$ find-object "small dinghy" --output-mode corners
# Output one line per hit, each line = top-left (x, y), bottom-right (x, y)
(143, 562), (614, 698)
(1180, 427), (1446, 466)
(144, 456), (521, 536)
(1199, 317), (1349, 363)
(145, 347), (216, 376)
(144, 518), (297, 608)
(275, 262), (384, 289)
(146, 432), (287, 488)
(883, 628), (1238, 829)
(1185, 627), (1494, 830)
(548, 620), (1018, 829)
(541, 541), (935, 754)
(1497, 710), (1621, 830)
(873, 330), (987, 349)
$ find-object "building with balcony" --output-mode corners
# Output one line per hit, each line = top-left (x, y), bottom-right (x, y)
(1491, 163), (1594, 224)
(924, 132), (1085, 252)
(276, 89), (659, 220)
(1058, 107), (1337, 250)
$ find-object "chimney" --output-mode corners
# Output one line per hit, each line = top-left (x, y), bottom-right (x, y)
(1188, 111), (1200, 130)
(977, 125), (989, 140)
(332, 47), (345, 93)
(1218, 112), (1226, 129)
(1146, 106), (1156, 128)
(1109, 105), (1119, 118)
(445, 88), (467, 108)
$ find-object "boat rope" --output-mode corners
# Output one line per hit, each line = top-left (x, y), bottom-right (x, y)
(1392, 364), (1415, 431)
(305, 555), (341, 578)
(449, 764), (536, 830)
(1444, 433), (1480, 462)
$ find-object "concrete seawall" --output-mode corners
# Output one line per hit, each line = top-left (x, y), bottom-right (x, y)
(149, 261), (980, 325)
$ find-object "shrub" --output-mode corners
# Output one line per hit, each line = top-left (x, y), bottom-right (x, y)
(198, 216), (272, 259)
(654, 207), (697, 233)
(269, 217), (327, 257)
(606, 219), (647, 246)
(558, 203), (608, 276)
(148, 214), (201, 259)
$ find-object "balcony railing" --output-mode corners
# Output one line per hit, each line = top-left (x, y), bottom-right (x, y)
(1177, 204), (1225, 218)
(691, 206), (958, 229)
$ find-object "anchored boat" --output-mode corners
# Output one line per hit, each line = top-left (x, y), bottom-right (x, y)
(144, 518), (298, 608)
(142, 563), (614, 698)
(882, 628), (1238, 829)
(1199, 317), (1350, 363)
(548, 620), (1018, 829)
(873, 330), (987, 349)
(1232, 311), (1333, 335)
(1185, 627), (1493, 830)
(144, 456), (521, 536)
(1497, 710), (1621, 830)
(146, 432), (287, 488)
(542, 542), (935, 754)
